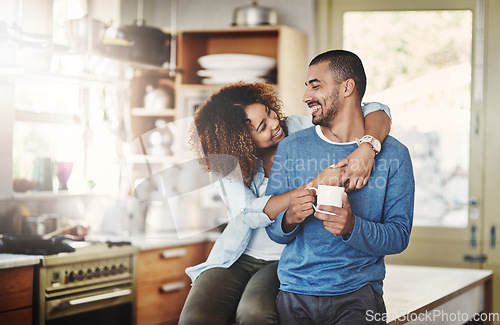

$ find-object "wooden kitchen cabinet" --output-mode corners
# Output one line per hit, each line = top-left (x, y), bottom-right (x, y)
(136, 241), (212, 325)
(0, 266), (34, 325)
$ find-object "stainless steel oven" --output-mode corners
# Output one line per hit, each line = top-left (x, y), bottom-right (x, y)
(36, 242), (138, 325)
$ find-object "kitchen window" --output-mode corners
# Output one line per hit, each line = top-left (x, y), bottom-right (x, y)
(344, 10), (473, 228)
(319, 0), (483, 266)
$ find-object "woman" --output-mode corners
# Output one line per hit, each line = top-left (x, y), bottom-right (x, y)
(179, 82), (391, 325)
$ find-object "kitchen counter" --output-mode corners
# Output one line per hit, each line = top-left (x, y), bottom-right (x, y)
(0, 251), (493, 324)
(0, 230), (220, 270)
(88, 230), (220, 251)
(0, 254), (42, 269)
(384, 264), (493, 324)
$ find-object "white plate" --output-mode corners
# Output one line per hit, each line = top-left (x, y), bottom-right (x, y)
(201, 76), (266, 85)
(197, 69), (270, 78)
(198, 54), (277, 70)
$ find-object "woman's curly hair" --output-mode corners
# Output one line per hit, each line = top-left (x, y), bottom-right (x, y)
(189, 82), (288, 186)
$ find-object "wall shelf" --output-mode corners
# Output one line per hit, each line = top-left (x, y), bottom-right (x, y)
(15, 110), (81, 125)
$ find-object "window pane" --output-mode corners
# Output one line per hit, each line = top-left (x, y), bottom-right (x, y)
(344, 11), (472, 227)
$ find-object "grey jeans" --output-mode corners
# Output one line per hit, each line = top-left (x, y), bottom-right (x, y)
(276, 284), (387, 325)
(178, 254), (280, 325)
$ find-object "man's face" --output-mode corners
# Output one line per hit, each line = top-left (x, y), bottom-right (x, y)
(302, 61), (342, 126)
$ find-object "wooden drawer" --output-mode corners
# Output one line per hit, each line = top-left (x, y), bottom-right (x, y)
(136, 242), (212, 324)
(0, 266), (33, 313)
(0, 307), (33, 325)
(137, 242), (207, 282)
(137, 274), (191, 325)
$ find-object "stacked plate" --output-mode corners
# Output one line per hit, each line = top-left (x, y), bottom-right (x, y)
(197, 54), (277, 85)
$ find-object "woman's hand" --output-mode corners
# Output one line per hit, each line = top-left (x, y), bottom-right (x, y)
(313, 165), (346, 187)
(282, 182), (315, 233)
(331, 143), (375, 192)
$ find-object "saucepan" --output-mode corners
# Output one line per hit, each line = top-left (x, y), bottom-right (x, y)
(22, 215), (88, 239)
(22, 214), (60, 236)
(232, 1), (278, 27)
(65, 15), (112, 50)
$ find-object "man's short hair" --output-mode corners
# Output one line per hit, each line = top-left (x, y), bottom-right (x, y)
(309, 50), (367, 101)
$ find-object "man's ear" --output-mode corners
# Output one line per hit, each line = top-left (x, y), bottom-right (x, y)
(343, 79), (356, 97)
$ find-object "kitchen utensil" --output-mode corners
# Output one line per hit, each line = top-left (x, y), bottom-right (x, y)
(41, 223), (78, 240)
(65, 16), (111, 50)
(232, 1), (278, 27)
(117, 0), (170, 66)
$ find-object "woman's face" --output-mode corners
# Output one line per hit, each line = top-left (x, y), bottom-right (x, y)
(245, 103), (285, 149)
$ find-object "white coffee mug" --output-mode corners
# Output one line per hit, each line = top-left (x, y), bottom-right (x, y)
(309, 185), (344, 215)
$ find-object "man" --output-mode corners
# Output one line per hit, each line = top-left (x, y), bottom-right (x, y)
(265, 50), (415, 324)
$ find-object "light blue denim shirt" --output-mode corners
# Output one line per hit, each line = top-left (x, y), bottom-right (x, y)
(185, 102), (391, 282)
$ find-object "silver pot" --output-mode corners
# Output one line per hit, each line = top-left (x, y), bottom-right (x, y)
(22, 214), (60, 236)
(65, 16), (111, 50)
(232, 1), (278, 27)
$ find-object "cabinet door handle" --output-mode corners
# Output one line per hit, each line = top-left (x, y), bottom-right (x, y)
(491, 225), (496, 249)
(463, 254), (487, 263)
(160, 281), (185, 293)
(69, 289), (132, 306)
(470, 224), (477, 248)
(161, 248), (187, 259)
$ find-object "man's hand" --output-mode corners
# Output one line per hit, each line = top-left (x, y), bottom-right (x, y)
(314, 193), (354, 236)
(331, 143), (375, 192)
(283, 182), (315, 233)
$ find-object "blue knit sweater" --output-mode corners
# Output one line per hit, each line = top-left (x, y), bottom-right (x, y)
(265, 126), (415, 296)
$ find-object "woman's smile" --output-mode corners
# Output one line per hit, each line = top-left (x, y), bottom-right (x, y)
(272, 126), (284, 141)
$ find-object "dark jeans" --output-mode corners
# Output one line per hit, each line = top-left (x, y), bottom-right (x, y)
(179, 254), (280, 325)
(276, 284), (387, 325)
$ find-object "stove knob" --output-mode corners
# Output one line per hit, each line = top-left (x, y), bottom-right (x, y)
(76, 270), (84, 281)
(102, 266), (110, 276)
(118, 264), (126, 274)
(110, 265), (118, 275)
(85, 268), (93, 279)
(68, 271), (76, 282)
(93, 267), (101, 278)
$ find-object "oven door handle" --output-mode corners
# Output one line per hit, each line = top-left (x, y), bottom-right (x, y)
(68, 288), (132, 306)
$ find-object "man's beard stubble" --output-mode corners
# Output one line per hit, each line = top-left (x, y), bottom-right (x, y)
(315, 87), (340, 127)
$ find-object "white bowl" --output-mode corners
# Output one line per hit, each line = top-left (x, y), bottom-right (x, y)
(198, 54), (277, 70)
